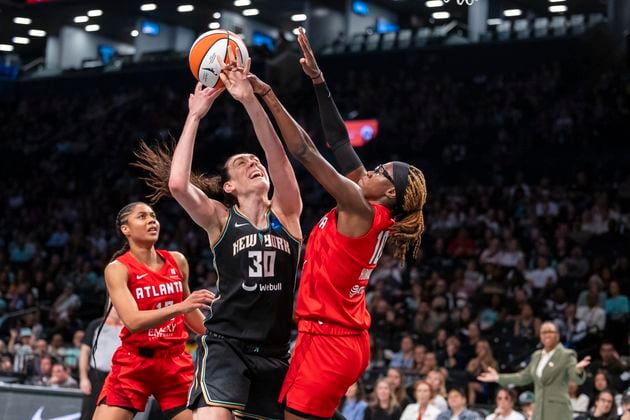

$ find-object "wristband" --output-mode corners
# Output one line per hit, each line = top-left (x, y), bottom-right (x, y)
(310, 71), (322, 80)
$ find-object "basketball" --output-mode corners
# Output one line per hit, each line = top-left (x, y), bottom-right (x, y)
(188, 29), (249, 88)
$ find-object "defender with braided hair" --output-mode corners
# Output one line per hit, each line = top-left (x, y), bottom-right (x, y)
(246, 28), (428, 420)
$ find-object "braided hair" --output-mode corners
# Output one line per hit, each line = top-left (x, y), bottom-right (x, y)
(132, 140), (235, 206)
(109, 201), (145, 262)
(388, 165), (427, 262)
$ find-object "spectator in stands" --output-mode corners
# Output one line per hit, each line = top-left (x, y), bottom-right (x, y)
(426, 370), (448, 412)
(440, 335), (466, 370)
(525, 256), (557, 294)
(364, 378), (402, 420)
(339, 382), (368, 420)
(604, 280), (629, 325)
(477, 322), (590, 420)
(582, 390), (617, 420)
(400, 380), (441, 420)
(480, 238), (503, 266)
(568, 380), (590, 418)
(589, 342), (627, 392)
(386, 368), (411, 410)
(421, 352), (439, 376)
(436, 387), (481, 420)
(577, 277), (607, 309)
(8, 327), (33, 374)
(517, 392), (534, 420)
(48, 362), (78, 389)
(556, 304), (587, 349)
(412, 344), (427, 373)
(390, 335), (415, 369)
(49, 284), (81, 324)
(448, 228), (478, 259)
(513, 303), (541, 347)
(64, 329), (84, 369)
(577, 292), (607, 335)
(28, 354), (54, 386)
(467, 340), (498, 404)
(485, 388), (524, 420)
(0, 354), (13, 375)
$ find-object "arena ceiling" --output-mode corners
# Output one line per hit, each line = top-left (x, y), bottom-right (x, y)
(0, 0), (608, 62)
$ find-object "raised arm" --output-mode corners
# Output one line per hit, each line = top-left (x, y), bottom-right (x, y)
(297, 27), (366, 183)
(168, 83), (228, 243)
(104, 261), (214, 334)
(219, 59), (302, 239)
(253, 77), (374, 235)
(170, 251), (206, 335)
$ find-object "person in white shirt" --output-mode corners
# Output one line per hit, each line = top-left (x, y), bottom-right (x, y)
(568, 380), (589, 418)
(426, 370), (448, 412)
(485, 388), (525, 420)
(525, 256), (557, 290)
(400, 380), (442, 420)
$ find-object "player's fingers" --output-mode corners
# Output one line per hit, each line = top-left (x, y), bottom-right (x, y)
(244, 57), (251, 75)
(194, 81), (203, 94)
(219, 72), (231, 88)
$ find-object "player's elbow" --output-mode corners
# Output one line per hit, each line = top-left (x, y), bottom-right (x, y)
(168, 177), (188, 197)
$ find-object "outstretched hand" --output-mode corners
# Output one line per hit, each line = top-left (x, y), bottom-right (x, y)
(576, 356), (591, 372)
(477, 366), (500, 383)
(188, 82), (224, 120)
(219, 49), (254, 103)
(296, 27), (322, 80)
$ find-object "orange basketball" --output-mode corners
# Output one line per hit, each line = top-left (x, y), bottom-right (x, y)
(189, 29), (249, 88)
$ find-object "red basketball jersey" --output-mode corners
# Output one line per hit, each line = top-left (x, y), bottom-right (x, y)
(115, 250), (188, 349)
(296, 204), (394, 331)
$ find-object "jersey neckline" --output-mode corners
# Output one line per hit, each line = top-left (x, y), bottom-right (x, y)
(124, 249), (169, 276)
(232, 205), (271, 231)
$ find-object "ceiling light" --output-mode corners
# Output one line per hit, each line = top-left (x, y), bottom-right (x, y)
(213, 12), (221, 19)
(292, 28), (301, 35)
(209, 22), (221, 29)
(548, 0), (566, 2)
(131, 29), (139, 37)
(432, 11), (450, 19)
(12, 37), (30, 45)
(87, 10), (103, 17)
(177, 5), (194, 13)
(74, 16), (89, 23)
(549, 5), (567, 12)
(85, 24), (100, 32)
(28, 29), (46, 37)
(242, 8), (259, 16)
(14, 17), (32, 25)
(487, 18), (502, 25)
(140, 3), (157, 11)
(426, 1), (444, 8)
(503, 9), (522, 17)
(0, 44), (14, 52)
(291, 14), (307, 22)
(234, 0), (251, 7)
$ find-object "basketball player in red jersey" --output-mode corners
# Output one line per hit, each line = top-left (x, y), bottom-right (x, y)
(93, 202), (214, 420)
(247, 28), (428, 419)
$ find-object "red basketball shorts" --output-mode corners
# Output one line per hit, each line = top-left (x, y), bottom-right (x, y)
(98, 345), (193, 412)
(279, 322), (369, 418)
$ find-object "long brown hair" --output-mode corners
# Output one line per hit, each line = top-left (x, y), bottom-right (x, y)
(388, 165), (427, 261)
(132, 140), (236, 206)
